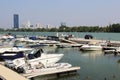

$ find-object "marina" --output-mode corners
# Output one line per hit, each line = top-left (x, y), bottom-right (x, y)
(0, 32), (120, 80)
(1, 0), (120, 80)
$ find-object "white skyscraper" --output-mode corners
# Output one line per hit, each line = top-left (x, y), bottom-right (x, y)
(26, 21), (31, 28)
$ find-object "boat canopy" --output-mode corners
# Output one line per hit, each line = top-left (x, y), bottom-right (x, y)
(28, 48), (43, 59)
(29, 36), (37, 40)
(84, 34), (93, 39)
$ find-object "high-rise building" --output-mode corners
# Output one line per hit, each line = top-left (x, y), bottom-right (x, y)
(13, 14), (19, 29)
(26, 21), (31, 28)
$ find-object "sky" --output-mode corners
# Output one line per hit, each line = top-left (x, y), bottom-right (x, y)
(0, 0), (120, 28)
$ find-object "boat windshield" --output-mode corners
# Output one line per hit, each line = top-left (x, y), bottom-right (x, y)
(26, 48), (44, 59)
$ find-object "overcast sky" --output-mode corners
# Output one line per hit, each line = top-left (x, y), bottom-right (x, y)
(0, 0), (120, 28)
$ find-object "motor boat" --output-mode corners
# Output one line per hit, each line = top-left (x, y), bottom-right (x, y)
(80, 44), (102, 51)
(80, 42), (103, 51)
(15, 37), (60, 48)
(103, 47), (120, 56)
(5, 48), (64, 73)
(24, 62), (72, 73)
(0, 47), (32, 60)
(13, 48), (63, 66)
(5, 60), (72, 73)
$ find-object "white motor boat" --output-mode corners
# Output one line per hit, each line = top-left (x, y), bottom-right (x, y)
(15, 37), (60, 48)
(5, 48), (64, 72)
(24, 62), (72, 73)
(80, 42), (103, 51)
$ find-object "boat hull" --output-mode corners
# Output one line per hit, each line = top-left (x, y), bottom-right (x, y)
(0, 52), (24, 60)
(13, 53), (64, 67)
(28, 54), (64, 66)
(80, 45), (102, 51)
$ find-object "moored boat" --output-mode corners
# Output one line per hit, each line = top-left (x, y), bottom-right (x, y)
(0, 47), (32, 60)
(80, 43), (103, 51)
(4, 48), (64, 73)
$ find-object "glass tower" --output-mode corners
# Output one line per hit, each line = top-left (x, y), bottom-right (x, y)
(14, 14), (19, 29)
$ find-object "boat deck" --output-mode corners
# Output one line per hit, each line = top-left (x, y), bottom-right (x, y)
(21, 66), (80, 79)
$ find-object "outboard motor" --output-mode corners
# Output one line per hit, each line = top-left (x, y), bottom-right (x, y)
(16, 66), (24, 73)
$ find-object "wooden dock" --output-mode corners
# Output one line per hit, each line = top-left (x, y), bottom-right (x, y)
(21, 66), (80, 79)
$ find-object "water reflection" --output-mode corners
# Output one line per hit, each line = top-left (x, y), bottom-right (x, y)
(34, 73), (80, 80)
(31, 47), (120, 80)
(42, 46), (58, 53)
(80, 51), (103, 59)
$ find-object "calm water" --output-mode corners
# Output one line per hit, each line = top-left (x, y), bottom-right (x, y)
(33, 47), (120, 80)
(3, 32), (120, 80)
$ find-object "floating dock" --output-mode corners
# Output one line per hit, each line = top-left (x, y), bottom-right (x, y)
(21, 66), (80, 79)
(0, 64), (28, 80)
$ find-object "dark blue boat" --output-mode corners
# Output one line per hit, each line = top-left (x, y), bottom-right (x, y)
(0, 51), (24, 60)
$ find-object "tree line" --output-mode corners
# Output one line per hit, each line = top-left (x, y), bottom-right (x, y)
(1, 23), (120, 32)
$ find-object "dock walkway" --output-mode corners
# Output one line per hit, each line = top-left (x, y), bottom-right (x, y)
(0, 64), (28, 80)
(22, 66), (80, 79)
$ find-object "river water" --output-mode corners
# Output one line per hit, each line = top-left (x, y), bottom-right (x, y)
(4, 32), (120, 80)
